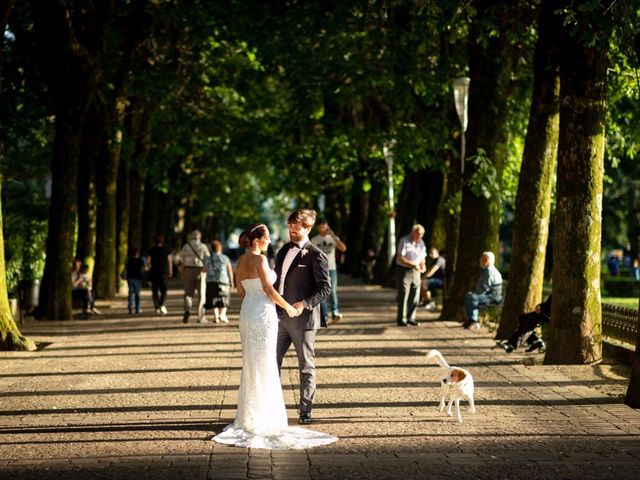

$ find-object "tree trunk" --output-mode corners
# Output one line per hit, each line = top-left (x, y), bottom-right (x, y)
(624, 15), (640, 410)
(416, 168), (444, 248)
(116, 138), (130, 288)
(439, 0), (517, 322)
(343, 169), (370, 274)
(93, 96), (126, 299)
(544, 2), (611, 365)
(438, 148), (462, 304)
(129, 168), (144, 250)
(0, 1), (34, 350)
(0, 179), (36, 351)
(31, 0), (100, 320)
(626, 187), (639, 262)
(141, 178), (161, 251)
(76, 105), (100, 261)
(626, 295), (640, 407)
(360, 174), (386, 274)
(496, 0), (560, 340)
(395, 173), (419, 238)
(128, 107), (150, 251)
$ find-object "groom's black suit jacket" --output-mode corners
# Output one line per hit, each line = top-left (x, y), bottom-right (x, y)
(274, 241), (331, 330)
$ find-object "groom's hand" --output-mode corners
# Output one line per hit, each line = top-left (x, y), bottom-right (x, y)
(293, 301), (305, 315)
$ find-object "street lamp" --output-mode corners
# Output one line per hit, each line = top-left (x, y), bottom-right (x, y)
(452, 77), (470, 173)
(383, 139), (396, 267)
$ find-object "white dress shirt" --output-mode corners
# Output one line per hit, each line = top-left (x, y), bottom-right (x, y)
(278, 239), (307, 295)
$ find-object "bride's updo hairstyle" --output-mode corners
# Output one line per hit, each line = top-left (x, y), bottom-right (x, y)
(239, 223), (268, 249)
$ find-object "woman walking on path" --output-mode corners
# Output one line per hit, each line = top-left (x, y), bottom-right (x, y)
(203, 240), (234, 323)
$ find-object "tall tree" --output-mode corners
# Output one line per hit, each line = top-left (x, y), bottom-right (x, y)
(76, 102), (100, 261)
(94, 3), (150, 299)
(0, 0), (35, 350)
(544, 1), (613, 364)
(625, 29), (640, 409)
(440, 0), (531, 321)
(496, 0), (560, 340)
(31, 0), (101, 320)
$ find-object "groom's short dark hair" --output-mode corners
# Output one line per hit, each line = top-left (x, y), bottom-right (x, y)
(288, 209), (316, 228)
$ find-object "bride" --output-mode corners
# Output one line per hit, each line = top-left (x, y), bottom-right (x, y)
(212, 223), (337, 449)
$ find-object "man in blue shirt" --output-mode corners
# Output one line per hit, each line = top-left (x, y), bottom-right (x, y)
(463, 251), (503, 330)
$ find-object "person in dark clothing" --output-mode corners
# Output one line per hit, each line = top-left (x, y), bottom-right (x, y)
(125, 247), (146, 314)
(146, 234), (173, 314)
(498, 295), (552, 353)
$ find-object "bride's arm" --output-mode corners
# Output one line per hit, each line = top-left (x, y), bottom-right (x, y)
(236, 255), (246, 299)
(257, 256), (298, 317)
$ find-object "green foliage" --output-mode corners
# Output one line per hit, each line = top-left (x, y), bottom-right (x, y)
(602, 275), (640, 298)
(466, 148), (501, 200)
(3, 215), (47, 294)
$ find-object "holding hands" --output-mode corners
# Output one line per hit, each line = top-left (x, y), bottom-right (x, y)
(285, 303), (300, 317)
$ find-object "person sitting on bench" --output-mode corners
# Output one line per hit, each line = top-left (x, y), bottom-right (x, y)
(72, 262), (99, 315)
(463, 251), (503, 330)
(498, 295), (551, 353)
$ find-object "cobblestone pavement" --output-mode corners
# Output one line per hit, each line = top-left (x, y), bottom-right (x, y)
(1, 279), (639, 480)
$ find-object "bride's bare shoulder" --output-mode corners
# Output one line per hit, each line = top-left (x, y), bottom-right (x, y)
(237, 253), (263, 277)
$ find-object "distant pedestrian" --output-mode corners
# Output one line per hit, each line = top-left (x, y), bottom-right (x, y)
(125, 247), (146, 314)
(361, 249), (377, 284)
(632, 259), (640, 282)
(395, 225), (427, 327)
(607, 254), (620, 276)
(203, 240), (234, 323)
(311, 219), (347, 324)
(147, 234), (173, 314)
(179, 230), (210, 323)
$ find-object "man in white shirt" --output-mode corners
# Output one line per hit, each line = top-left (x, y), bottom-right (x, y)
(395, 224), (427, 326)
(311, 219), (347, 323)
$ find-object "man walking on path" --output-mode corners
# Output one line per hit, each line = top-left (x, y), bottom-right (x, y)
(147, 234), (173, 314)
(311, 219), (347, 324)
(395, 224), (426, 326)
(179, 230), (210, 323)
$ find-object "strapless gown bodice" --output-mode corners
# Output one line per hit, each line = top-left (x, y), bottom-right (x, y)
(240, 269), (278, 295)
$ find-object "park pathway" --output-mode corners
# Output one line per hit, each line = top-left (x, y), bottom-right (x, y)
(1, 278), (640, 479)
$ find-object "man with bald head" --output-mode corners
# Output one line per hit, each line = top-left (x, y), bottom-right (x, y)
(395, 224), (427, 326)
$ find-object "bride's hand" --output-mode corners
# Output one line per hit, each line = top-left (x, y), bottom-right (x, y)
(286, 304), (299, 317)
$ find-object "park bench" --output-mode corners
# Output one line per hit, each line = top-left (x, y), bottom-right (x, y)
(478, 299), (638, 350)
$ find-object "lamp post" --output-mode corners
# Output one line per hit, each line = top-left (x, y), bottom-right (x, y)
(452, 77), (470, 173)
(383, 139), (396, 267)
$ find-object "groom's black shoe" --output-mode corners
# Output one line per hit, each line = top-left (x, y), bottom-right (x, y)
(299, 412), (312, 424)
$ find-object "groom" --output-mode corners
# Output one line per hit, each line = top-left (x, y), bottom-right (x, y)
(275, 209), (331, 424)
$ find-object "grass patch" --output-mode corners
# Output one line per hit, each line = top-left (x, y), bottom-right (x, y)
(602, 297), (639, 309)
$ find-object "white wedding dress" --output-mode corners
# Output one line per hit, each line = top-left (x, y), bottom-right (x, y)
(212, 270), (337, 449)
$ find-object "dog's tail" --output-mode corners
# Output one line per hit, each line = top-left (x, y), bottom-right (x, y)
(426, 349), (450, 369)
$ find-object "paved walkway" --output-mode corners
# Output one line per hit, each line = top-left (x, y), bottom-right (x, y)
(1, 279), (640, 479)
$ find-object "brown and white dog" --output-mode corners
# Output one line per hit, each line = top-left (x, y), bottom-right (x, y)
(425, 349), (476, 423)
